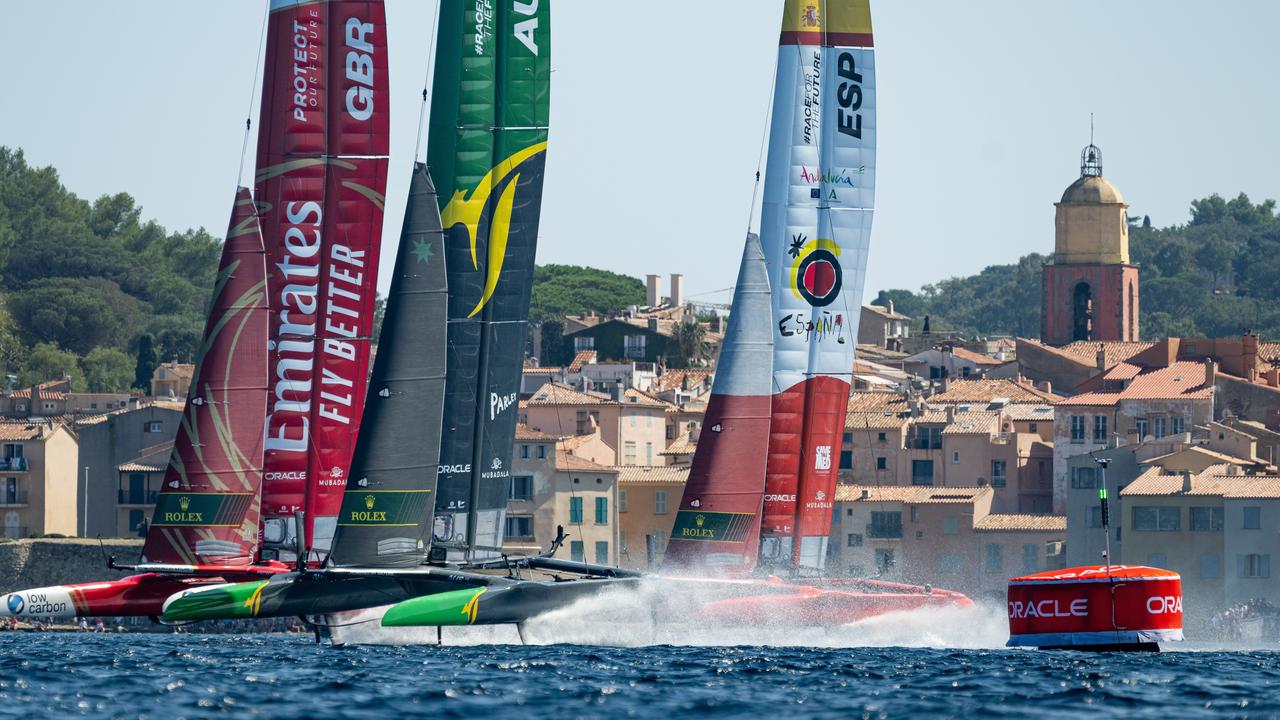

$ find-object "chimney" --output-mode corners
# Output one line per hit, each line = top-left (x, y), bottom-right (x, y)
(1269, 366), (1280, 388)
(690, 426), (701, 443)
(1096, 344), (1107, 371)
(945, 405), (957, 423)
(861, 489), (871, 500)
(645, 274), (661, 307)
(669, 273), (685, 308)
(1244, 332), (1259, 377)
(1204, 358), (1217, 388)
(886, 298), (895, 315)
(1039, 380), (1053, 394)
(1181, 471), (1193, 493)
(1226, 464), (1241, 476)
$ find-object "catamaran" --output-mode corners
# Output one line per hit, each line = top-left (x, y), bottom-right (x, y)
(1, 189), (288, 622)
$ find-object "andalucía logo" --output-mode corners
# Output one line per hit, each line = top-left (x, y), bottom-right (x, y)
(7, 594), (22, 614)
(440, 142), (549, 318)
(788, 234), (843, 307)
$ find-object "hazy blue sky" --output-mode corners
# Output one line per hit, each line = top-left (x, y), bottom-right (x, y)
(7, 1), (1279, 304)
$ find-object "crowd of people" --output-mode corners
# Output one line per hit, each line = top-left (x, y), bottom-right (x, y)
(1209, 598), (1280, 642)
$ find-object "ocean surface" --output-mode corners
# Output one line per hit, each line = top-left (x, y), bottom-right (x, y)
(1, 626), (1278, 719)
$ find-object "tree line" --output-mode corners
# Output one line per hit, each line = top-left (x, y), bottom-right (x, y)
(873, 193), (1280, 342)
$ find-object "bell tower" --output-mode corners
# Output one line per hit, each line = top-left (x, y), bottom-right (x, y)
(1041, 143), (1139, 345)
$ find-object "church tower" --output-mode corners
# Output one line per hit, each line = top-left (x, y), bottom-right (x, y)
(1041, 144), (1139, 345)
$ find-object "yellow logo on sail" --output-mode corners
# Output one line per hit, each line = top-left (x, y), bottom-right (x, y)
(440, 142), (548, 318)
(242, 581), (268, 617)
(461, 587), (486, 624)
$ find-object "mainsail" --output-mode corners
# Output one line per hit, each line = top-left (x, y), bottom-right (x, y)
(254, 0), (391, 560)
(759, 0), (876, 571)
(665, 235), (773, 572)
(141, 188), (269, 566)
(430, 0), (551, 560)
(327, 165), (448, 568)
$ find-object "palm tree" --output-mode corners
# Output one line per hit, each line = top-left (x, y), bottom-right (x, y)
(670, 321), (707, 369)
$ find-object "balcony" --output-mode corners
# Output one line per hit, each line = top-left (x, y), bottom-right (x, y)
(0, 458), (29, 472)
(0, 491), (28, 506)
(118, 490), (159, 505)
(865, 523), (903, 540)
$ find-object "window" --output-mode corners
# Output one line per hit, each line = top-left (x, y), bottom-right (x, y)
(654, 491), (668, 514)
(520, 444), (529, 459)
(576, 410), (591, 435)
(569, 497), (583, 523)
(1132, 506), (1179, 531)
(619, 490), (628, 513)
(574, 336), (595, 351)
(1029, 422), (1038, 433)
(951, 451), (960, 464)
(1070, 415), (1086, 443)
(1093, 415), (1108, 443)
(1136, 418), (1149, 439)
(1243, 506), (1262, 530)
(570, 541), (584, 562)
(910, 506), (919, 523)
(991, 461), (1007, 488)
(1190, 506), (1223, 531)
(1070, 466), (1098, 489)
(868, 511), (902, 539)
(1240, 554), (1271, 578)
(1172, 417), (1184, 435)
(144, 421), (163, 433)
(645, 442), (654, 466)
(505, 515), (533, 538)
(624, 441), (637, 465)
(537, 445), (546, 459)
(942, 516), (959, 535)
(624, 335), (646, 360)
(847, 533), (863, 547)
(509, 476), (533, 501)
(876, 457), (887, 471)
(937, 554), (964, 573)
(1087, 506), (1103, 528)
(1154, 417), (1167, 438)
(984, 544), (1003, 573)
(874, 548), (895, 573)
(840, 450), (853, 470)
(1200, 553), (1220, 579)
(912, 426), (942, 450)
(877, 432), (887, 443)
(595, 541), (610, 564)
(1022, 543), (1039, 572)
(911, 460), (934, 486)
(2, 444), (23, 460)
(595, 497), (608, 524)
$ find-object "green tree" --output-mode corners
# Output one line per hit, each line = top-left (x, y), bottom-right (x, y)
(530, 265), (646, 324)
(8, 277), (148, 355)
(19, 342), (83, 390)
(80, 347), (135, 392)
(669, 321), (708, 369)
(133, 334), (157, 391)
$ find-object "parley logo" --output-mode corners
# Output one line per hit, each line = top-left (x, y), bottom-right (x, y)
(7, 594), (23, 614)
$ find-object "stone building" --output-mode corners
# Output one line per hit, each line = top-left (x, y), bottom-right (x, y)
(615, 464), (688, 569)
(0, 421), (79, 538)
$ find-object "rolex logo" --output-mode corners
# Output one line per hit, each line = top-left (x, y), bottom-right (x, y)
(365, 495), (376, 510)
(695, 514), (705, 528)
(178, 496), (191, 511)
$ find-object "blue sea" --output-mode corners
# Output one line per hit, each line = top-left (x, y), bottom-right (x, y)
(0, 633), (1277, 719)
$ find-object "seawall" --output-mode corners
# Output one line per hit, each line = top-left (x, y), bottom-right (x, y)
(0, 539), (142, 593)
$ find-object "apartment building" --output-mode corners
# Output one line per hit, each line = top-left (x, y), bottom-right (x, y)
(615, 464), (687, 569)
(0, 421), (78, 538)
(523, 382), (668, 466)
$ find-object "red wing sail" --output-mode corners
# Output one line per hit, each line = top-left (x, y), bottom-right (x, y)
(141, 188), (268, 566)
(255, 0), (390, 560)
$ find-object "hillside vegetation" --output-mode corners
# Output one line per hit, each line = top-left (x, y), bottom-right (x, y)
(873, 193), (1280, 341)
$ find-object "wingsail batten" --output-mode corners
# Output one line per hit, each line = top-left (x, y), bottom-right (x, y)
(759, 0), (876, 571)
(255, 0), (391, 560)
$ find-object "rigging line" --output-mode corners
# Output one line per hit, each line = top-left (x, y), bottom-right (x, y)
(745, 22), (781, 236)
(237, 1), (270, 191)
(413, 0), (443, 163)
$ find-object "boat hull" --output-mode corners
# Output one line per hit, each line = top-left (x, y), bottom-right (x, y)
(1, 565), (288, 621)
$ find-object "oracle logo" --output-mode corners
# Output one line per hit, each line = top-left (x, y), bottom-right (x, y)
(1008, 598), (1088, 619)
(1146, 595), (1183, 615)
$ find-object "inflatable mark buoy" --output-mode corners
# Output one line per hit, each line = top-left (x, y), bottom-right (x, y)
(1007, 565), (1183, 651)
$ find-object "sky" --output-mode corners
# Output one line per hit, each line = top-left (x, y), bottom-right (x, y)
(6, 1), (1280, 305)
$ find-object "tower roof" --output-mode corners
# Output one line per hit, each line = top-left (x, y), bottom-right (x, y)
(1060, 174), (1125, 205)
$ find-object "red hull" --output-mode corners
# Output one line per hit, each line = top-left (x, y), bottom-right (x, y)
(2, 565), (288, 621)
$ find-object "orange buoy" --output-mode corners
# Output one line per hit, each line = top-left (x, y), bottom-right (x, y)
(1007, 565), (1183, 650)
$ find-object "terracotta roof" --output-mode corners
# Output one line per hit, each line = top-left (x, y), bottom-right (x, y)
(527, 382), (614, 406)
(11, 389), (66, 401)
(1056, 361), (1214, 407)
(834, 485), (990, 504)
(974, 514), (1067, 532)
(555, 450), (616, 473)
(942, 412), (1001, 436)
(154, 362), (195, 380)
(1121, 466), (1280, 499)
(614, 465), (689, 484)
(1140, 446), (1260, 468)
(621, 388), (670, 409)
(929, 379), (1056, 405)
(1000, 404), (1055, 422)
(0, 422), (57, 441)
(117, 443), (172, 473)
(651, 369), (714, 394)
(950, 347), (1004, 366)
(845, 392), (906, 413)
(660, 432), (697, 455)
(1049, 340), (1158, 368)
(863, 303), (910, 321)
(522, 366), (563, 375)
(515, 423), (558, 441)
(559, 434), (597, 451)
(567, 350), (597, 373)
